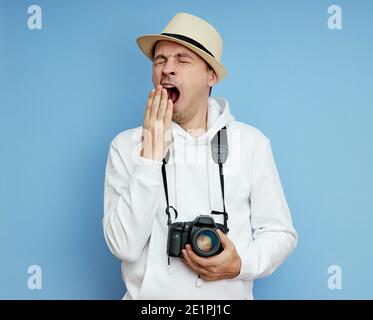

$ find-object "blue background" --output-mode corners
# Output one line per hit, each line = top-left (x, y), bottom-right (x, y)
(0, 0), (372, 299)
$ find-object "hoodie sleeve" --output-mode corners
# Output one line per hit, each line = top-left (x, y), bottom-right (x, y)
(234, 137), (298, 281)
(102, 138), (163, 263)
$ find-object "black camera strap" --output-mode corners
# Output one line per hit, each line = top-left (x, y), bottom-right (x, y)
(161, 126), (229, 230)
(162, 150), (178, 227)
(217, 128), (226, 214)
(162, 150), (177, 266)
(211, 126), (229, 232)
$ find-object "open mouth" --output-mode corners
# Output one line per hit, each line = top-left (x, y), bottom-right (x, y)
(162, 85), (180, 104)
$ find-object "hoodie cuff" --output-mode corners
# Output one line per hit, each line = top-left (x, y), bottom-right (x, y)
(132, 156), (163, 186)
(139, 156), (163, 166)
(229, 247), (259, 281)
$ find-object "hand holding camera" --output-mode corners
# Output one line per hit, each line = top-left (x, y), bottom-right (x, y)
(166, 214), (241, 281)
(181, 228), (242, 281)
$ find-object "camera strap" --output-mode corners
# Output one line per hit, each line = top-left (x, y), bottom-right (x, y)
(210, 126), (229, 232)
(161, 126), (229, 229)
(162, 150), (178, 267)
(162, 150), (178, 227)
(212, 126), (228, 214)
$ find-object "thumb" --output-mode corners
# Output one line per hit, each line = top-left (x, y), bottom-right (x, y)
(217, 229), (230, 249)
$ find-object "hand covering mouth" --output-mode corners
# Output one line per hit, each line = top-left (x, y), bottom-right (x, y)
(162, 84), (180, 104)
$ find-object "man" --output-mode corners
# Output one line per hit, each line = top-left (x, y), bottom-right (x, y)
(103, 12), (298, 300)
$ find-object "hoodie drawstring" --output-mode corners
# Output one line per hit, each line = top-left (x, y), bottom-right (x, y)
(196, 275), (202, 287)
(173, 134), (179, 212)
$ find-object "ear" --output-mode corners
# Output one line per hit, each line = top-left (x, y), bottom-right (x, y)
(208, 69), (217, 89)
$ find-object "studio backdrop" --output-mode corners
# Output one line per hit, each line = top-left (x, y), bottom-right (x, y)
(0, 0), (372, 299)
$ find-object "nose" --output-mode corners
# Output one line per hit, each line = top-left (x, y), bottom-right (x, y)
(162, 58), (176, 78)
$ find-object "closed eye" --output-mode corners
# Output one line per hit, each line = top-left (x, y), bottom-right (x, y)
(154, 60), (166, 65)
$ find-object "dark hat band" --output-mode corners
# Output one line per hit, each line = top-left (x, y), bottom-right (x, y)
(160, 32), (215, 58)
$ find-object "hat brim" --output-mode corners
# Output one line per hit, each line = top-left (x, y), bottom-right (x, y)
(136, 34), (227, 82)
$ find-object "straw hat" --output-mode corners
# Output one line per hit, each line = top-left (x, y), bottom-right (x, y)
(136, 12), (227, 82)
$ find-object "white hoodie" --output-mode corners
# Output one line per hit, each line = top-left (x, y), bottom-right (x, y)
(103, 97), (298, 300)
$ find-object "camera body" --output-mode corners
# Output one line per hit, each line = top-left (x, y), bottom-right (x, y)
(167, 214), (227, 257)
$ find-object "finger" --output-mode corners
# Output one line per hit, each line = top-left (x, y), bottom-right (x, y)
(164, 98), (173, 124)
(185, 245), (216, 268)
(157, 88), (168, 120)
(217, 229), (231, 250)
(141, 127), (152, 158)
(153, 119), (164, 161)
(163, 99), (173, 145)
(201, 275), (216, 281)
(182, 249), (209, 276)
(183, 249), (209, 271)
(186, 243), (228, 267)
(200, 273), (220, 281)
(150, 85), (163, 122)
(142, 89), (155, 148)
(144, 88), (155, 129)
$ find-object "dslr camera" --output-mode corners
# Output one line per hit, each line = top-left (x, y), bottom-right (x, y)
(167, 213), (228, 257)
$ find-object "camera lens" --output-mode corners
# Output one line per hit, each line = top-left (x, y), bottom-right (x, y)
(192, 228), (220, 257)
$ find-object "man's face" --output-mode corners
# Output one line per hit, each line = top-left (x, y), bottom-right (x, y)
(152, 40), (217, 124)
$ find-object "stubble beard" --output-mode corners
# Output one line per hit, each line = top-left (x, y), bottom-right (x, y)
(172, 109), (186, 124)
